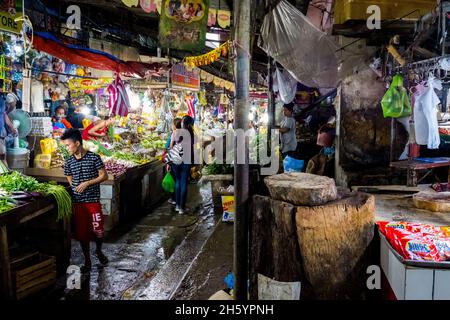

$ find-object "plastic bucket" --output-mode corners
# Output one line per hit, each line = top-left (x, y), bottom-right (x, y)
(7, 149), (30, 173)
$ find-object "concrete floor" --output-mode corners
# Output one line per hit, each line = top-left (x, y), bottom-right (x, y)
(40, 181), (231, 300)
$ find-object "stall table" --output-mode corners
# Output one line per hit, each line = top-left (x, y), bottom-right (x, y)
(0, 196), (70, 300)
(390, 159), (450, 187)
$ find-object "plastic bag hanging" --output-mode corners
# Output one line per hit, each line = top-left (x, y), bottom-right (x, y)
(273, 67), (297, 104)
(381, 74), (412, 118)
(107, 74), (130, 117)
(259, 0), (338, 88)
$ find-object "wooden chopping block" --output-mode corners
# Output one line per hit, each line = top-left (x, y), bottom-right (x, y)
(295, 192), (375, 299)
(264, 173), (338, 206)
(413, 191), (450, 212)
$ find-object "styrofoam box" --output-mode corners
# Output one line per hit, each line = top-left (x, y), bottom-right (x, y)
(100, 197), (119, 216)
(100, 185), (115, 199)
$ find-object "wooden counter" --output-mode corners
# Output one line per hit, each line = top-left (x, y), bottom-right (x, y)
(0, 196), (70, 300)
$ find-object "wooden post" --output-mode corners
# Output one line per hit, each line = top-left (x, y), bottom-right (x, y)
(233, 0), (251, 301)
(0, 226), (13, 299)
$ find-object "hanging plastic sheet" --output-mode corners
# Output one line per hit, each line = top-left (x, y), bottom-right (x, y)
(272, 67), (297, 104)
(259, 0), (338, 88)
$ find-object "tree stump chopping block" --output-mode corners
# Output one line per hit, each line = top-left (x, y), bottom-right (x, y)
(264, 173), (338, 206)
(250, 195), (313, 300)
(295, 192), (375, 299)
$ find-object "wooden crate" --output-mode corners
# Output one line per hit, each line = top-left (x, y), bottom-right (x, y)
(11, 253), (57, 300)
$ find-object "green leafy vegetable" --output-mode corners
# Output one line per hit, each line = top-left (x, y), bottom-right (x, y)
(0, 171), (72, 220)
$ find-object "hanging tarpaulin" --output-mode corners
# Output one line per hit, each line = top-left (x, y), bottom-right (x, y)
(107, 75), (131, 117)
(259, 0), (338, 88)
(159, 0), (209, 51)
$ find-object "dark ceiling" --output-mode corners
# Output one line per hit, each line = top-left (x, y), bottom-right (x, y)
(26, 0), (312, 83)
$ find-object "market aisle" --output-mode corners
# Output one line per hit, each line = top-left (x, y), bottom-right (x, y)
(47, 182), (219, 300)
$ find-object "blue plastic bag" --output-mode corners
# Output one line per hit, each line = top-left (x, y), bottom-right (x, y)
(283, 156), (304, 173)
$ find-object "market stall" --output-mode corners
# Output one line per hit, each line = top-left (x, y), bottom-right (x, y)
(0, 170), (72, 300)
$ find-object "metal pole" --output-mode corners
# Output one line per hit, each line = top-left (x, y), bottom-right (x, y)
(233, 0), (251, 301)
(267, 56), (275, 141)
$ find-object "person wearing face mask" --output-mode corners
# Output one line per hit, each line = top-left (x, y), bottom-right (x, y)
(52, 106), (72, 138)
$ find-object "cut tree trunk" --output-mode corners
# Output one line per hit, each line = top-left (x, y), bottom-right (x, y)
(295, 192), (375, 299)
(413, 191), (450, 212)
(250, 195), (314, 300)
(264, 173), (338, 206)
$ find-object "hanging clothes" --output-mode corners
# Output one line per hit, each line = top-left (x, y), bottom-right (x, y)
(107, 75), (130, 117)
(414, 76), (441, 149)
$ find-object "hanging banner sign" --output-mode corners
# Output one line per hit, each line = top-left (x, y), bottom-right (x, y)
(217, 9), (230, 28)
(69, 77), (113, 91)
(171, 63), (200, 90)
(159, 0), (209, 51)
(0, 11), (21, 34)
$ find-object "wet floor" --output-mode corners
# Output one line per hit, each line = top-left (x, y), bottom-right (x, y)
(48, 182), (220, 300)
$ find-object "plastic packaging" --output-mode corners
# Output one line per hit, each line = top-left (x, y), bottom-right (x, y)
(34, 154), (52, 169)
(40, 138), (57, 155)
(162, 172), (175, 193)
(381, 74), (412, 118)
(283, 156), (304, 173)
(259, 0), (338, 88)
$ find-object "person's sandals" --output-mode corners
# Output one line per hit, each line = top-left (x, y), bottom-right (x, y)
(96, 251), (109, 265)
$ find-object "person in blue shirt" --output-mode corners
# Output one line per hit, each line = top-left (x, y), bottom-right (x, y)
(0, 95), (17, 167)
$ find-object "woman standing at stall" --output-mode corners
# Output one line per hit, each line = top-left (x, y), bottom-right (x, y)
(171, 115), (195, 214)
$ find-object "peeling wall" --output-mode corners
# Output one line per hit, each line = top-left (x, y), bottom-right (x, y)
(336, 66), (408, 186)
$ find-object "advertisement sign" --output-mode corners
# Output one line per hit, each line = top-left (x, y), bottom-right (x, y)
(0, 0), (23, 34)
(159, 0), (209, 51)
(171, 63), (200, 90)
(68, 77), (113, 91)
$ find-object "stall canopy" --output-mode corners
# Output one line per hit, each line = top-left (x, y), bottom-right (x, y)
(33, 32), (169, 78)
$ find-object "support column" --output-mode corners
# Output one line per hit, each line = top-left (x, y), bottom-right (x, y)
(233, 0), (251, 301)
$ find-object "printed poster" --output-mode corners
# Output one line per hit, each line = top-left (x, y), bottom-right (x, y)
(159, 0), (209, 51)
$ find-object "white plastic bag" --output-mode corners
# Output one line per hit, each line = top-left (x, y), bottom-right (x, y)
(273, 67), (297, 104)
(414, 75), (442, 149)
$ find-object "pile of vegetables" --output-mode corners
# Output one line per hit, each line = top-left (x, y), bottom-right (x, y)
(103, 157), (135, 177)
(0, 171), (72, 220)
(202, 162), (233, 175)
(0, 197), (16, 214)
(111, 151), (152, 165)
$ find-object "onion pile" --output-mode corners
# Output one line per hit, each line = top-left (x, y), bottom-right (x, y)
(103, 158), (135, 177)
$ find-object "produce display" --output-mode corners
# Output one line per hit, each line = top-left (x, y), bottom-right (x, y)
(50, 143), (70, 169)
(103, 157), (135, 177)
(378, 221), (450, 262)
(0, 171), (72, 220)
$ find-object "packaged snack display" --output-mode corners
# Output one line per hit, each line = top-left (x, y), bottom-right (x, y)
(377, 221), (450, 262)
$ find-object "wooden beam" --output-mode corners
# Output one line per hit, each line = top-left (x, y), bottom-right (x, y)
(0, 226), (13, 299)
